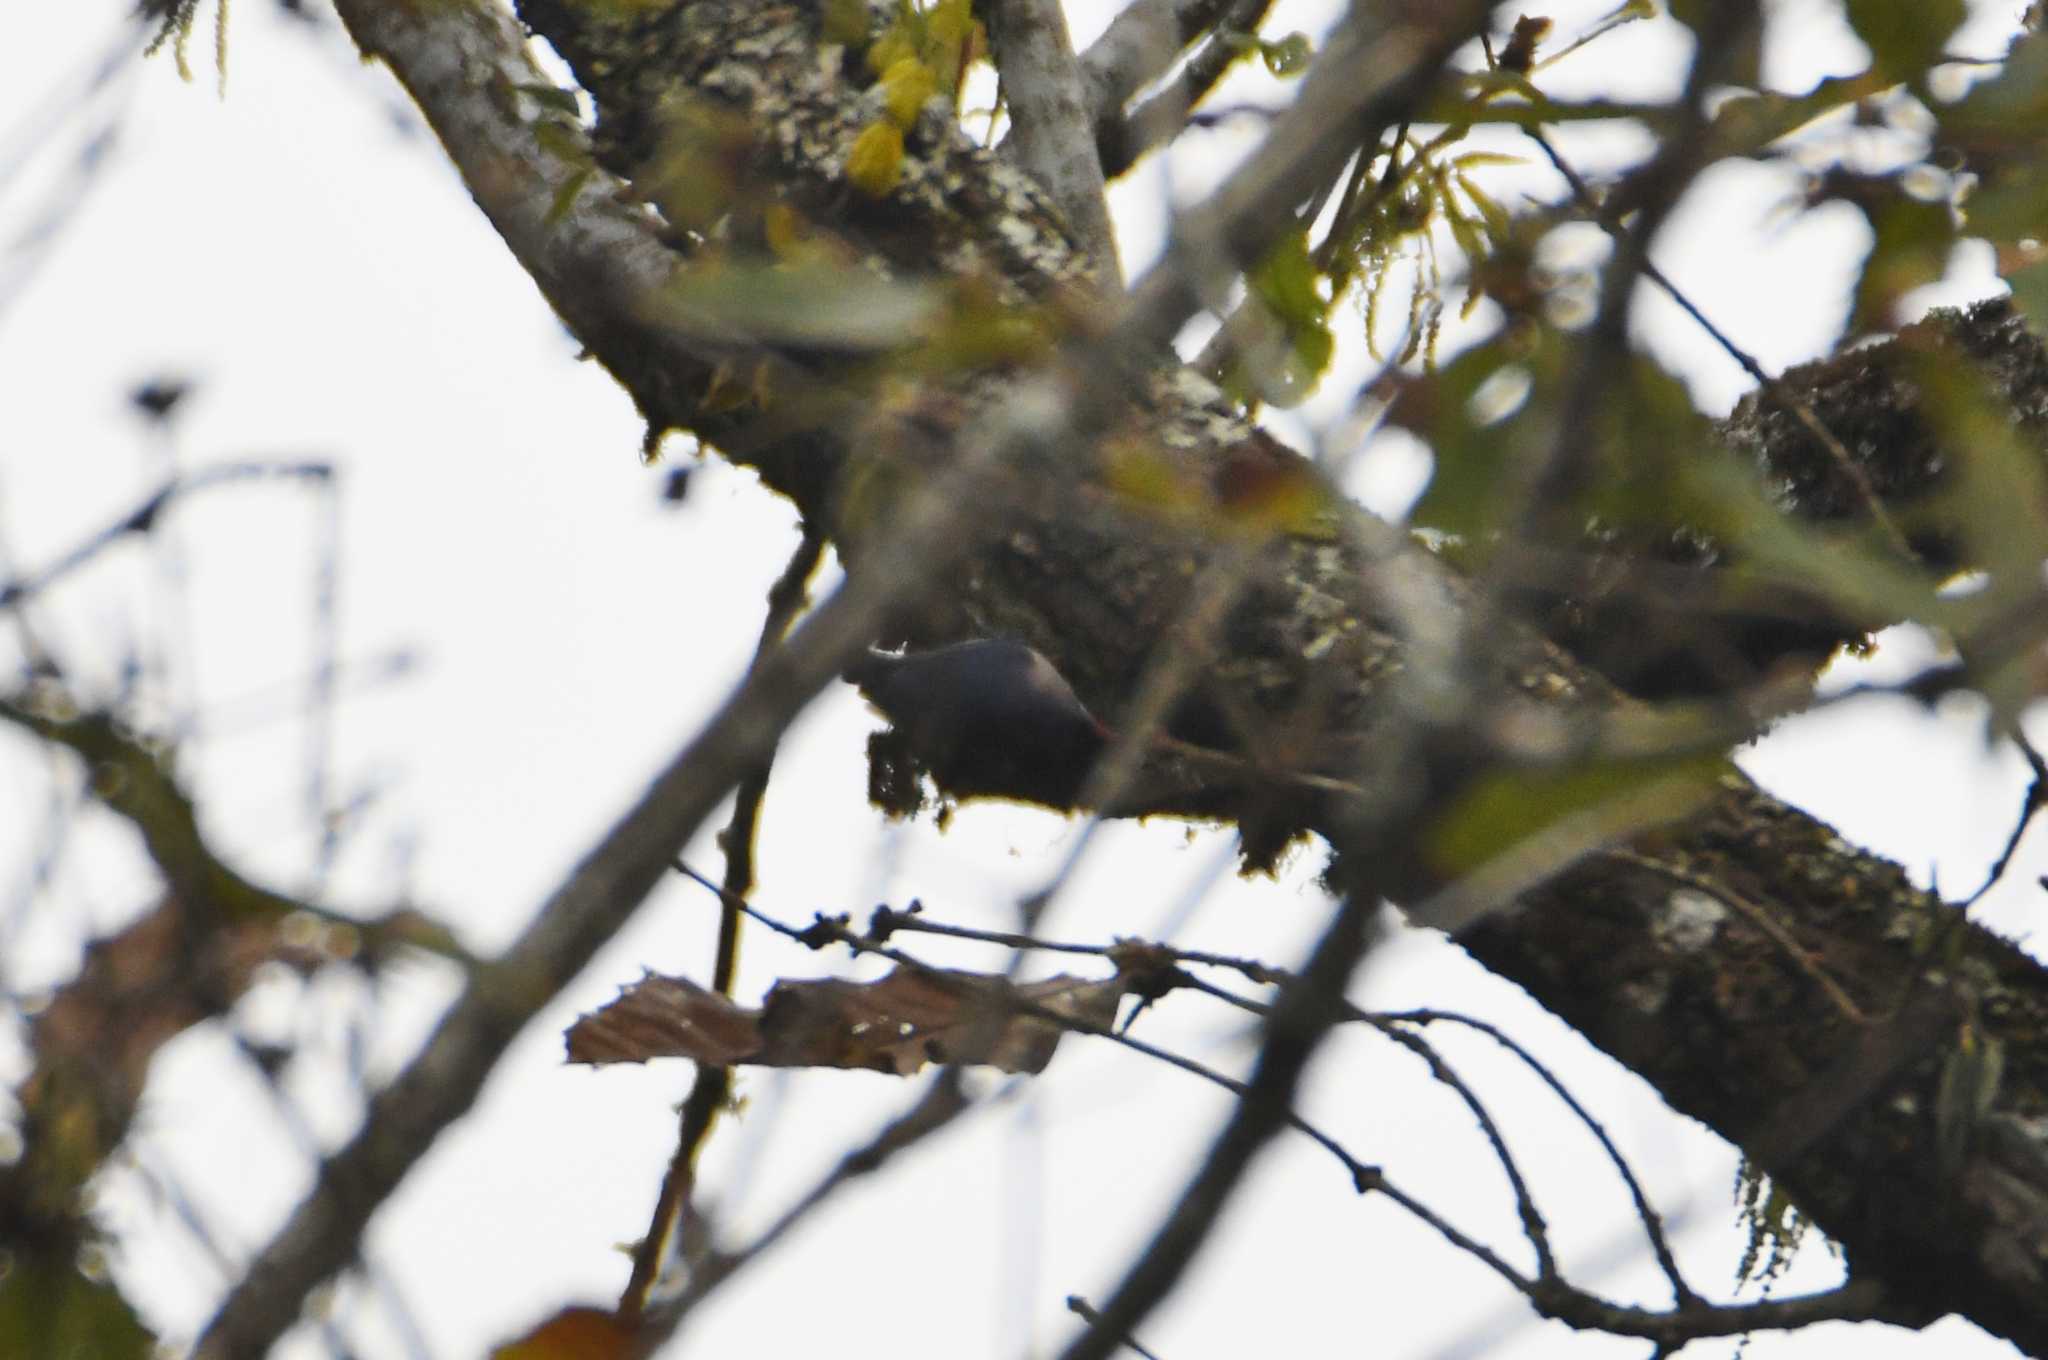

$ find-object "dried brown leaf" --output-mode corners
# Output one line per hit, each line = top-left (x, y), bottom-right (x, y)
(566, 965), (1127, 1076)
(491, 1304), (637, 1360)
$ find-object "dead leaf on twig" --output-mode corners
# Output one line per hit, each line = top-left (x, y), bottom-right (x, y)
(565, 965), (1128, 1075)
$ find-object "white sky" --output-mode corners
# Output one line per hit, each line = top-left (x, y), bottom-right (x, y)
(1, 2), (2041, 1358)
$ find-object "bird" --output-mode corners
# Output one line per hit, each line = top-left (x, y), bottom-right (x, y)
(843, 639), (1111, 806)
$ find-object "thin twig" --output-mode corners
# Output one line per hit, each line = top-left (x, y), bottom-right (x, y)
(1962, 728), (2048, 909)
(1603, 850), (1866, 1024)
(1375, 1021), (1556, 1281)
(1389, 1008), (1698, 1307)
(660, 1070), (972, 1320)
(0, 461), (333, 611)
(847, 900), (1698, 1306)
(1067, 1295), (1165, 1360)
(1523, 127), (1915, 563)
(620, 526), (826, 1325)
(692, 886), (1899, 1348)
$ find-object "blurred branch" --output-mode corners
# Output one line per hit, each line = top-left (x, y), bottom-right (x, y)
(1096, 0), (1277, 179)
(0, 461), (332, 611)
(1076, 0), (1236, 134)
(1522, 124), (1915, 561)
(1486, 3), (1753, 560)
(1060, 891), (1383, 1360)
(0, 694), (438, 950)
(661, 1070), (972, 1320)
(1066, 1295), (1164, 1360)
(618, 524), (825, 1329)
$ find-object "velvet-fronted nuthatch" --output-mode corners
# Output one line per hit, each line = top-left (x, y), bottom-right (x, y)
(844, 639), (1110, 806)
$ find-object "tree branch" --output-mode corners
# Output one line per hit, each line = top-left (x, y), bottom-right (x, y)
(1076, 0), (1237, 130)
(1093, 0), (1278, 180)
(987, 0), (1121, 285)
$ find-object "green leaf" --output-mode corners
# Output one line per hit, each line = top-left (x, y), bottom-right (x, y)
(1849, 193), (1957, 333)
(1230, 230), (1336, 406)
(1434, 167), (1488, 265)
(1703, 73), (1883, 158)
(1961, 164), (2048, 247)
(1259, 31), (1312, 77)
(1403, 342), (1543, 540)
(845, 120), (907, 196)
(1893, 350), (2048, 733)
(1427, 751), (1727, 882)
(2008, 257), (2048, 346)
(1678, 457), (1946, 628)
(1943, 26), (2048, 142)
(1407, 341), (1712, 543)
(546, 165), (594, 225)
(1252, 229), (1324, 321)
(0, 1255), (154, 1360)
(1844, 0), (1965, 83)
(1903, 350), (2048, 589)
(1583, 352), (1714, 524)
(1946, 30), (2048, 248)
(514, 83), (583, 118)
(655, 258), (941, 351)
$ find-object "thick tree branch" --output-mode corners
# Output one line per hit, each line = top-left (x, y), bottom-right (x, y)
(987, 0), (1121, 285)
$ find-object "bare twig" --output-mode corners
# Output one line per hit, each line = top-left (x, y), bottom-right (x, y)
(1067, 1295), (1165, 1360)
(1603, 849), (1866, 1025)
(1389, 1008), (1698, 1307)
(687, 886), (1901, 1349)
(0, 461), (333, 611)
(1963, 729), (2048, 909)
(1375, 1021), (1557, 1281)
(619, 525), (826, 1326)
(840, 901), (1703, 1309)
(658, 1070), (972, 1321)
(1059, 889), (1383, 1360)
